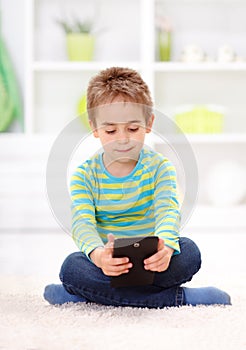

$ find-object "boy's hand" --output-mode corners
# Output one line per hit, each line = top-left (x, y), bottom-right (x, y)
(144, 238), (173, 272)
(89, 234), (133, 276)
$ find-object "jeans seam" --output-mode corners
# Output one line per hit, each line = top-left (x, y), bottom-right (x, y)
(175, 286), (184, 306)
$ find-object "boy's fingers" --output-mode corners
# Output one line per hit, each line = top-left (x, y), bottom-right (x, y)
(105, 233), (115, 252)
(144, 255), (165, 269)
(107, 233), (115, 246)
(144, 239), (164, 264)
(158, 238), (165, 250)
(112, 257), (130, 266)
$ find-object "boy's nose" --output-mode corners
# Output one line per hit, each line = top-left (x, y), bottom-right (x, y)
(118, 137), (129, 144)
(117, 131), (129, 143)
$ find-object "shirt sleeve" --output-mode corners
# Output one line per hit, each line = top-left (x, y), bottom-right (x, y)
(70, 166), (104, 260)
(154, 158), (181, 255)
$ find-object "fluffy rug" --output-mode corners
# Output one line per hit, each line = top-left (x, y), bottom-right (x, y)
(0, 276), (245, 350)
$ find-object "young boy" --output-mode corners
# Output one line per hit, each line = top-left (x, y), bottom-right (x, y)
(44, 67), (231, 307)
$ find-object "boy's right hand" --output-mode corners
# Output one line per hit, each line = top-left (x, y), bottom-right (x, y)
(89, 234), (133, 276)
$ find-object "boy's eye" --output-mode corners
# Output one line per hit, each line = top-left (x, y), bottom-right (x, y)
(105, 126), (140, 134)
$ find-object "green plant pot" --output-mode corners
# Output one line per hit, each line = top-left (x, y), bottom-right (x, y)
(158, 30), (171, 62)
(66, 33), (95, 61)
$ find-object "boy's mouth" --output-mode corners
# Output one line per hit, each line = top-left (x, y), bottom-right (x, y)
(115, 147), (134, 153)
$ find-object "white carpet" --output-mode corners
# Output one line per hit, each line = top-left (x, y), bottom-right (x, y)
(0, 231), (245, 350)
(0, 275), (245, 350)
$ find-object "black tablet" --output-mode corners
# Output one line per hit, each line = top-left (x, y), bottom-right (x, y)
(110, 236), (159, 288)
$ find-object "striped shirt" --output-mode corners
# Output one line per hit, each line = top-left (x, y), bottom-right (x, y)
(70, 147), (181, 259)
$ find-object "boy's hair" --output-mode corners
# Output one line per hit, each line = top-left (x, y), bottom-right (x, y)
(87, 67), (153, 124)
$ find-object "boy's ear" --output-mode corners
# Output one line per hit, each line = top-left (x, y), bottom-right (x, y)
(89, 120), (99, 138)
(146, 114), (155, 133)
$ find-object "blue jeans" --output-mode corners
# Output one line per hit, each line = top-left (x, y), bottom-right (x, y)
(59, 237), (201, 308)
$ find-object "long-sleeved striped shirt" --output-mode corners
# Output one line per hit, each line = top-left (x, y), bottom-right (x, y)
(70, 147), (181, 260)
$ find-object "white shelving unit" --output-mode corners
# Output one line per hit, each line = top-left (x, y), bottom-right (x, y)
(1, 0), (246, 230)
(154, 62), (246, 72)
(20, 0), (246, 135)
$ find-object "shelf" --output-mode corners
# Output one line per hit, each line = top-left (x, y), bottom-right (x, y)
(33, 61), (143, 72)
(158, 0), (246, 4)
(33, 61), (246, 72)
(0, 133), (56, 156)
(186, 134), (246, 143)
(154, 133), (246, 144)
(23, 0), (246, 135)
(154, 62), (246, 72)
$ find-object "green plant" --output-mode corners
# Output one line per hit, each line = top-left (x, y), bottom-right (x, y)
(56, 18), (93, 34)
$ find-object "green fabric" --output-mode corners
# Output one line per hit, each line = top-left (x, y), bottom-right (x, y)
(0, 35), (23, 132)
(0, 68), (14, 131)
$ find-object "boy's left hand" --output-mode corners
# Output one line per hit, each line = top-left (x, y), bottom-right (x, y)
(143, 238), (173, 272)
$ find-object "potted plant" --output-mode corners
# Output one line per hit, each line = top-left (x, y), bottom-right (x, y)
(156, 16), (172, 62)
(57, 18), (95, 61)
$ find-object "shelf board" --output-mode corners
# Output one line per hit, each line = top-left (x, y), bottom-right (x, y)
(154, 133), (246, 144)
(32, 61), (246, 72)
(154, 62), (246, 72)
(32, 61), (142, 72)
(185, 133), (246, 143)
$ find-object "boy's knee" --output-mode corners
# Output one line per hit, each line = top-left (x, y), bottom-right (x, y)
(61, 252), (81, 269)
(180, 237), (201, 258)
(179, 237), (202, 273)
(59, 252), (84, 282)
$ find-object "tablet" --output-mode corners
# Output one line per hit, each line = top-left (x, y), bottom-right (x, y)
(110, 236), (158, 288)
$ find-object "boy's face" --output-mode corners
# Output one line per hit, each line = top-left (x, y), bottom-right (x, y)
(90, 102), (154, 164)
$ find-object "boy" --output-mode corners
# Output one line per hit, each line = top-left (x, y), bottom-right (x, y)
(44, 67), (230, 307)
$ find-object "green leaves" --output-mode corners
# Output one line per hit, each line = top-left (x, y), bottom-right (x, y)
(56, 18), (93, 34)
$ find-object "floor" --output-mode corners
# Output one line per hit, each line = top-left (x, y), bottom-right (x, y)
(1, 229), (245, 350)
(1, 271), (245, 350)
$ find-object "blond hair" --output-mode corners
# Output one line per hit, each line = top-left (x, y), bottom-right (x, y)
(87, 67), (153, 124)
